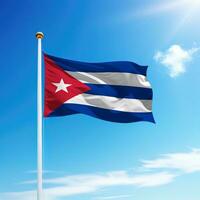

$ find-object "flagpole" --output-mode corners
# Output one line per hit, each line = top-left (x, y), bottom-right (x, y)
(36, 32), (44, 200)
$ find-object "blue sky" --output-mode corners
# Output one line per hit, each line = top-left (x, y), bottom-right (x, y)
(0, 0), (200, 199)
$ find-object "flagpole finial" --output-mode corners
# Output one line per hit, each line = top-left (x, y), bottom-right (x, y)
(36, 32), (44, 39)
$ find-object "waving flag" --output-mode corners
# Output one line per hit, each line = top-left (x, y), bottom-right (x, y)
(44, 53), (154, 123)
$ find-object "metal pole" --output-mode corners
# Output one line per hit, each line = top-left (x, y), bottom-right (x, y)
(36, 32), (44, 200)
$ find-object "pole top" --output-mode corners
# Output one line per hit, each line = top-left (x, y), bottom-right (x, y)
(36, 32), (44, 39)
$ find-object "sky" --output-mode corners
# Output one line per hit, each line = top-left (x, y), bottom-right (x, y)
(0, 0), (200, 199)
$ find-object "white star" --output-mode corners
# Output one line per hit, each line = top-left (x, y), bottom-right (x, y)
(52, 79), (72, 93)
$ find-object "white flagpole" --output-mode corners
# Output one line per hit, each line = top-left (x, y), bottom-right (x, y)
(36, 32), (44, 200)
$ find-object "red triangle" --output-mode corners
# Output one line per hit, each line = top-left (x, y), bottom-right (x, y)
(44, 55), (90, 117)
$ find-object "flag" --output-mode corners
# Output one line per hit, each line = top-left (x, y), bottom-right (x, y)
(44, 53), (155, 123)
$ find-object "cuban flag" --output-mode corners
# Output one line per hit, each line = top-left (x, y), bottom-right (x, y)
(44, 53), (155, 123)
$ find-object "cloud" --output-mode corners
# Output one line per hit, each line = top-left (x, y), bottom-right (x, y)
(26, 170), (56, 174)
(1, 171), (175, 200)
(154, 44), (199, 77)
(142, 149), (200, 173)
(94, 194), (132, 200)
(39, 171), (174, 200)
(2, 149), (200, 200)
(43, 171), (175, 187)
(1, 191), (36, 200)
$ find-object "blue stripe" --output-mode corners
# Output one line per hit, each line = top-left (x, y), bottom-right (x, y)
(48, 104), (155, 123)
(44, 53), (148, 76)
(85, 84), (153, 100)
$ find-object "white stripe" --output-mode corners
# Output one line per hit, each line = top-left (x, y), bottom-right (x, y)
(66, 71), (151, 88)
(65, 94), (152, 113)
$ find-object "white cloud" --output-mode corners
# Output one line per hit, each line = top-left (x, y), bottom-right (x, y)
(1, 191), (36, 200)
(143, 149), (200, 173)
(154, 44), (199, 77)
(43, 171), (174, 187)
(2, 148), (200, 200)
(26, 170), (56, 174)
(94, 194), (132, 200)
(0, 171), (175, 200)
